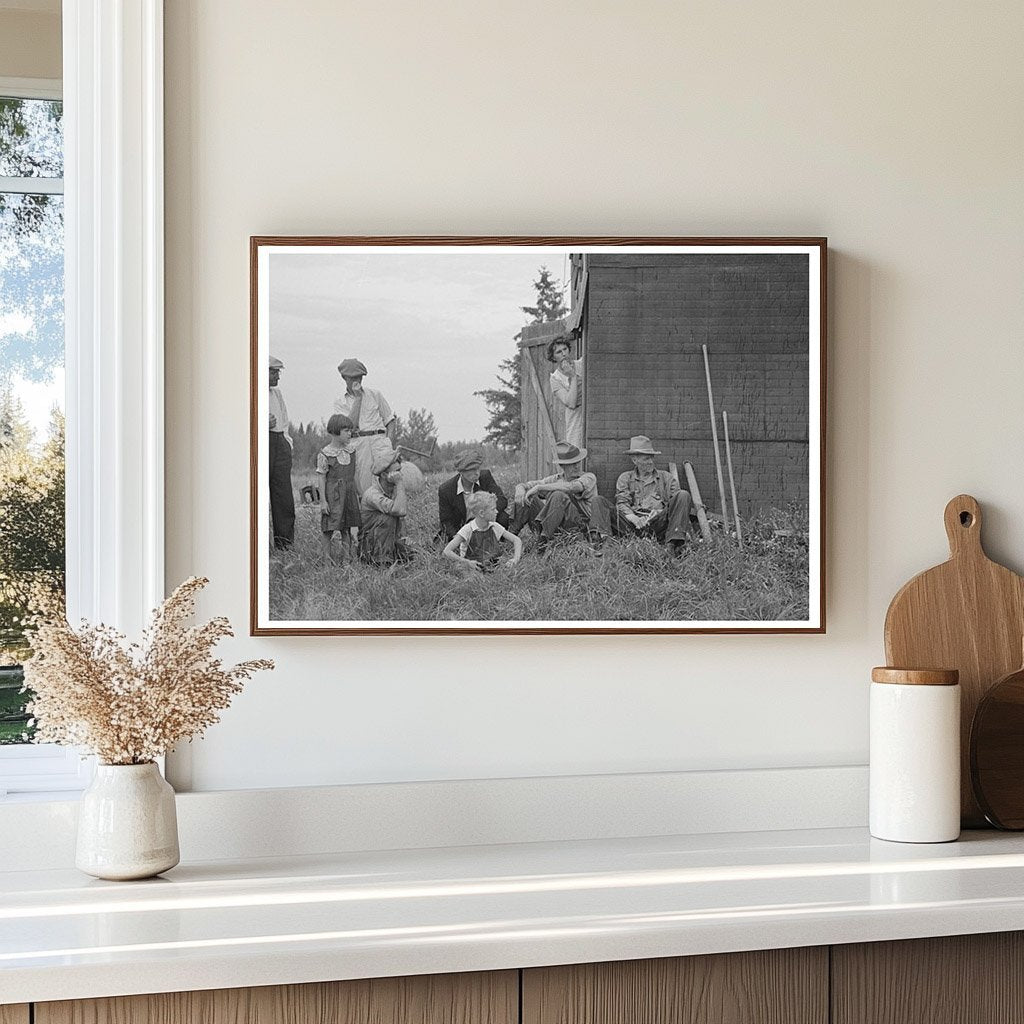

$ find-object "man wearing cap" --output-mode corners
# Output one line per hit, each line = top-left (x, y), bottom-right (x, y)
(268, 356), (295, 549)
(511, 442), (610, 554)
(334, 358), (397, 495)
(436, 449), (510, 543)
(359, 445), (414, 566)
(613, 435), (693, 556)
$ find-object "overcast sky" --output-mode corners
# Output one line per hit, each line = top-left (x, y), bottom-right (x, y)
(268, 251), (570, 442)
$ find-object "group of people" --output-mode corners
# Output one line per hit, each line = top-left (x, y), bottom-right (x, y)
(436, 437), (694, 567)
(268, 348), (696, 571)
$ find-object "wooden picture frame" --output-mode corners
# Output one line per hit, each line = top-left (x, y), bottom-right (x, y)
(251, 237), (826, 635)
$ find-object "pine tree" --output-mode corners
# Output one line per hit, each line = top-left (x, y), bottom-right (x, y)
(475, 356), (523, 451)
(477, 266), (567, 451)
(520, 266), (568, 323)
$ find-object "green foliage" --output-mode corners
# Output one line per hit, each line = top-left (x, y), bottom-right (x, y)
(0, 397), (65, 654)
(0, 397), (64, 742)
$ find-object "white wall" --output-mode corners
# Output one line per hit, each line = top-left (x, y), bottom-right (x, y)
(164, 1), (1024, 792)
(0, 7), (61, 80)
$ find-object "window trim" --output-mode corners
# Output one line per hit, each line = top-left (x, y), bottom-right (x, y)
(0, 0), (165, 796)
(0, 76), (62, 101)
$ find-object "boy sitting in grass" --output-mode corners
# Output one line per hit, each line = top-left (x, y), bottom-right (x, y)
(443, 490), (523, 572)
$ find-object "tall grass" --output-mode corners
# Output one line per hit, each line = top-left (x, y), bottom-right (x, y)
(270, 466), (809, 623)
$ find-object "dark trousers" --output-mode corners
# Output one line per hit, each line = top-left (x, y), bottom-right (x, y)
(512, 492), (612, 540)
(269, 431), (295, 549)
(612, 490), (693, 543)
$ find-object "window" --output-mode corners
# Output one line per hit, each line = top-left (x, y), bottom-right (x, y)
(0, 80), (81, 794)
(1, 5), (166, 798)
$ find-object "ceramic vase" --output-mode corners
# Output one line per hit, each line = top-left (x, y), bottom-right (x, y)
(76, 762), (180, 880)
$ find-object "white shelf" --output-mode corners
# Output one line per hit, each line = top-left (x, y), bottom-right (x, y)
(5, 826), (1024, 1004)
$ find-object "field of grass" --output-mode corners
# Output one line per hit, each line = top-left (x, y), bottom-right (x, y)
(269, 465), (809, 623)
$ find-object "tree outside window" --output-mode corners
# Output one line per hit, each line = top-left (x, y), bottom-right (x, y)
(0, 94), (65, 744)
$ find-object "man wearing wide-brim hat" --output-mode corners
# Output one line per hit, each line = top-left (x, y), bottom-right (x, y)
(614, 435), (693, 556)
(333, 357), (397, 496)
(436, 448), (510, 543)
(268, 356), (295, 549)
(512, 442), (611, 554)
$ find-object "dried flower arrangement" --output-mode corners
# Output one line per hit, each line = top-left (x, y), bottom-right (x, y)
(22, 577), (273, 765)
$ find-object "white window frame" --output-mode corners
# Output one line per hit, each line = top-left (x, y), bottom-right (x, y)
(0, 1), (164, 797)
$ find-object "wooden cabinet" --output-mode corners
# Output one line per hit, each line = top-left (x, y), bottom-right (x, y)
(522, 948), (828, 1024)
(13, 933), (1024, 1024)
(832, 932), (1024, 1024)
(34, 971), (517, 1024)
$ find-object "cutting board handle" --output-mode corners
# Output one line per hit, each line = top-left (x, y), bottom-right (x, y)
(944, 494), (983, 558)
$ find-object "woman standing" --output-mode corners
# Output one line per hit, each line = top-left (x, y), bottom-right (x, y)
(548, 336), (584, 447)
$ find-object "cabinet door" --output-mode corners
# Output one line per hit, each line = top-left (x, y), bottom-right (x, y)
(832, 932), (1024, 1024)
(0, 1007), (30, 1024)
(36, 970), (518, 1024)
(523, 949), (828, 1024)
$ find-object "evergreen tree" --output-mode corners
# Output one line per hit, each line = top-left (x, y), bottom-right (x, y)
(475, 356), (523, 451)
(520, 266), (568, 323)
(477, 266), (568, 451)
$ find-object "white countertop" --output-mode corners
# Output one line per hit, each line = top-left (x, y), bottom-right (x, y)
(4, 826), (1024, 1005)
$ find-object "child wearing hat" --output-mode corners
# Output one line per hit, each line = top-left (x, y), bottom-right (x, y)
(443, 490), (522, 572)
(358, 446), (414, 566)
(315, 413), (360, 565)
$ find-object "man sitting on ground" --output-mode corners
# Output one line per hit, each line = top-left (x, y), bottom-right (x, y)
(436, 449), (510, 542)
(613, 435), (693, 557)
(511, 442), (610, 554)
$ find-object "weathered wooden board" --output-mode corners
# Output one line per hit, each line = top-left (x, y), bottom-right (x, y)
(884, 494), (1024, 826)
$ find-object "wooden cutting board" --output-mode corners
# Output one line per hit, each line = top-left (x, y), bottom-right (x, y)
(884, 494), (1024, 826)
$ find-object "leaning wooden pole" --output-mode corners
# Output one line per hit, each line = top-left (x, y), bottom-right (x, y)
(722, 410), (743, 548)
(683, 461), (713, 542)
(701, 343), (728, 523)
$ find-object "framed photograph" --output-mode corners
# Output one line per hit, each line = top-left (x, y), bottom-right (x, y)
(251, 237), (826, 635)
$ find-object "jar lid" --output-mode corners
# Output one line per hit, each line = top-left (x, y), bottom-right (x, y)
(871, 667), (959, 686)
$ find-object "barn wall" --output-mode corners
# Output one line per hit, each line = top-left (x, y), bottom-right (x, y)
(584, 254), (810, 522)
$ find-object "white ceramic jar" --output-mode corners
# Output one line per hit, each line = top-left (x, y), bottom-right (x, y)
(76, 762), (180, 880)
(870, 667), (960, 843)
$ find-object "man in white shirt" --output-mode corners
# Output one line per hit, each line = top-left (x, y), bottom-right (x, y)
(334, 357), (397, 495)
(268, 356), (295, 549)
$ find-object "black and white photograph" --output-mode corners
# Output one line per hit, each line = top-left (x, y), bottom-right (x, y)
(251, 238), (825, 634)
